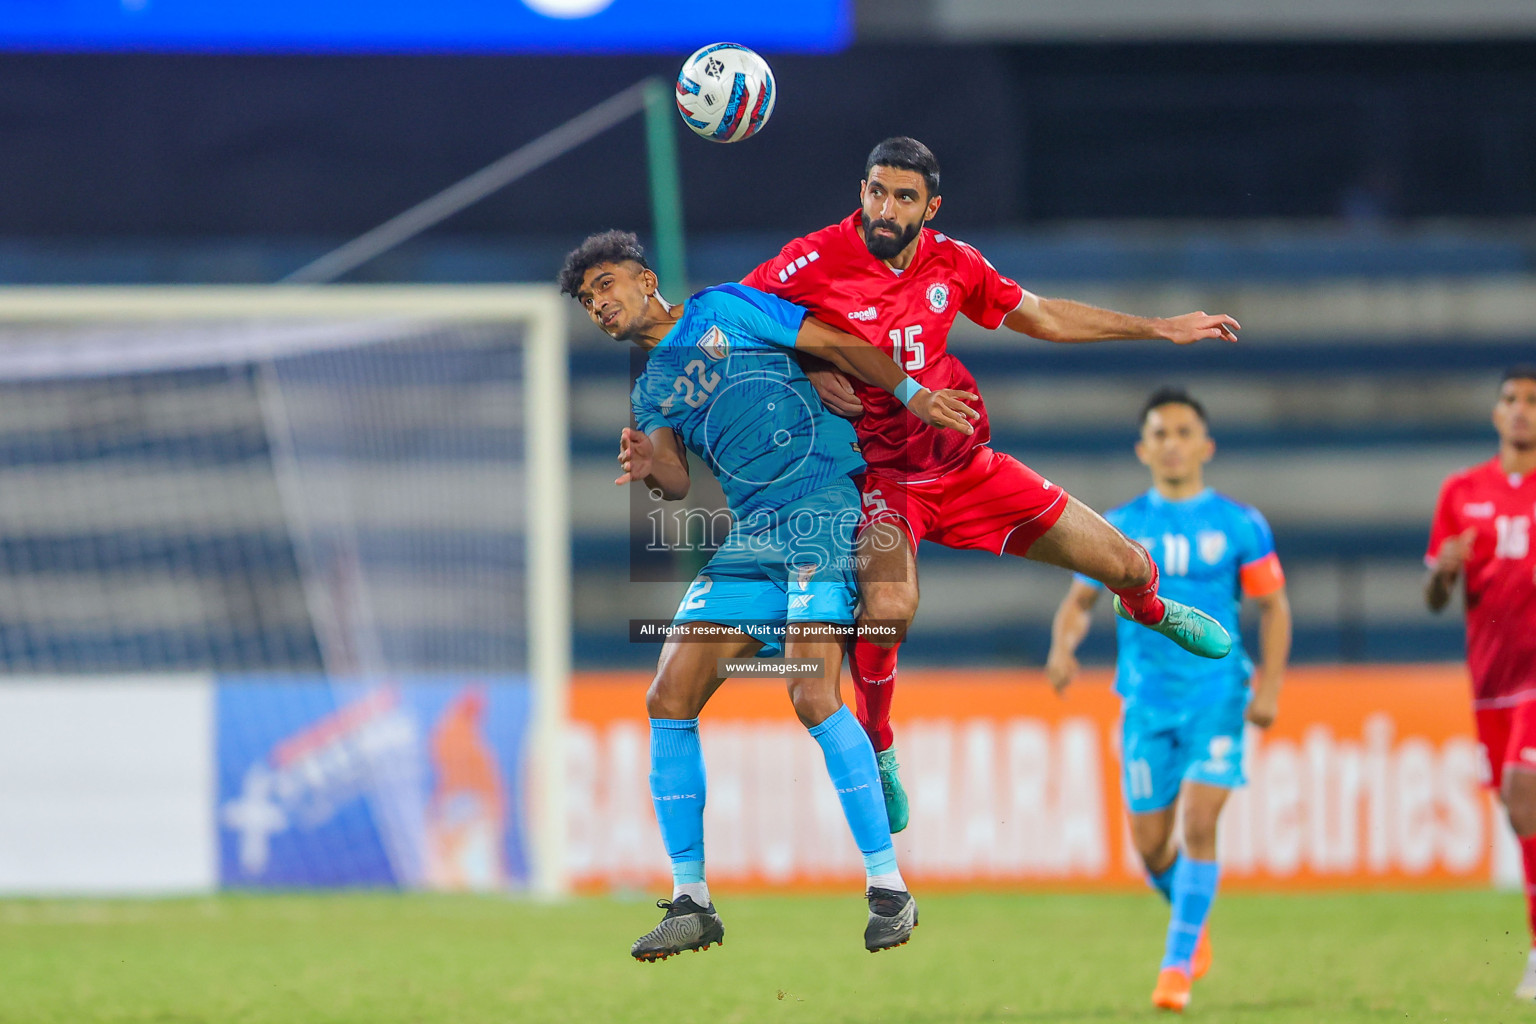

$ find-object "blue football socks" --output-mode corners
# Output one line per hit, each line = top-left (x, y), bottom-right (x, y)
(1162, 857), (1219, 972)
(649, 718), (707, 898)
(1148, 853), (1180, 902)
(808, 705), (902, 884)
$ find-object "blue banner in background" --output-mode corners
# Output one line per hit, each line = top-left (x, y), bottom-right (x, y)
(0, 1), (850, 54)
(217, 677), (533, 890)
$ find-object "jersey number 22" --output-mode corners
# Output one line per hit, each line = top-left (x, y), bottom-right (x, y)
(672, 359), (721, 410)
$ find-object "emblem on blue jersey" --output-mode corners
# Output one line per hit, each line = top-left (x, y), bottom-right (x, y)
(794, 563), (818, 589)
(1197, 530), (1227, 565)
(699, 325), (730, 361)
(1206, 735), (1235, 771)
(926, 283), (950, 313)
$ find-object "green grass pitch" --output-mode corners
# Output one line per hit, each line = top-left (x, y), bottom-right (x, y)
(0, 890), (1528, 1023)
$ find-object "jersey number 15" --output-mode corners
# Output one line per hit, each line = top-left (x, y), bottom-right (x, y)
(889, 325), (926, 372)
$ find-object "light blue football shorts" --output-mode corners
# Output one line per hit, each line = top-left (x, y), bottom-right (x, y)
(1119, 687), (1250, 814)
(670, 478), (860, 658)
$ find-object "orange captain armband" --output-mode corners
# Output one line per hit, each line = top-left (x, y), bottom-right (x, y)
(1240, 551), (1286, 597)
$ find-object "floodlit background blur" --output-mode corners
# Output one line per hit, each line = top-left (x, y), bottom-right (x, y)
(0, 0), (1530, 906)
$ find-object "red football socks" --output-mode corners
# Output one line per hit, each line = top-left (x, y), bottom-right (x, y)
(851, 638), (899, 752)
(1108, 547), (1167, 625)
(1520, 834), (1536, 947)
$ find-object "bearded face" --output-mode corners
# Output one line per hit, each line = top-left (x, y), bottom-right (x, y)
(859, 165), (937, 263)
(861, 210), (923, 260)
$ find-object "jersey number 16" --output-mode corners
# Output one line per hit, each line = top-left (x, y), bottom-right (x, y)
(1496, 515), (1531, 559)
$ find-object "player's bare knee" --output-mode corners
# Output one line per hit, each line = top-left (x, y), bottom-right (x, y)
(787, 679), (841, 728)
(1131, 824), (1176, 870)
(1505, 779), (1536, 837)
(1183, 817), (1220, 856)
(646, 672), (697, 720)
(861, 582), (918, 633)
(643, 676), (674, 718)
(1138, 844), (1177, 876)
(1508, 802), (1536, 838)
(1106, 541), (1153, 591)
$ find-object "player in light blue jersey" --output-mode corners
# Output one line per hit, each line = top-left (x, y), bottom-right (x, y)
(559, 231), (977, 962)
(1046, 387), (1292, 1013)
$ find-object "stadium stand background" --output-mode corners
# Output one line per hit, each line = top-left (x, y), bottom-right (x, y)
(0, 30), (1532, 672)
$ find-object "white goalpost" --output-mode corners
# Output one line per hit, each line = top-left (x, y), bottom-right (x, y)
(0, 78), (678, 896)
(0, 286), (570, 897)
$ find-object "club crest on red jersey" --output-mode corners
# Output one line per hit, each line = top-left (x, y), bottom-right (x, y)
(926, 283), (950, 313)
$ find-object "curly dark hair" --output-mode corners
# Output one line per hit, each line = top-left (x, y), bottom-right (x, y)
(1139, 386), (1208, 427)
(557, 230), (651, 298)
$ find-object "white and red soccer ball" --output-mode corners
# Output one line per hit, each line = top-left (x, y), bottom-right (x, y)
(675, 43), (776, 143)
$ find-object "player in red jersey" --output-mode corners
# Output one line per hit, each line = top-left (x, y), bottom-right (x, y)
(1425, 366), (1536, 1001)
(743, 137), (1239, 830)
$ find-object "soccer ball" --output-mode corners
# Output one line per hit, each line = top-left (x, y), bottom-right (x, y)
(675, 43), (776, 144)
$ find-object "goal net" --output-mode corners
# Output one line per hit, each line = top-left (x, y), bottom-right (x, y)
(0, 286), (568, 895)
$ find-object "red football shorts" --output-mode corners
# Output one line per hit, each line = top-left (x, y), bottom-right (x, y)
(858, 445), (1069, 556)
(1474, 698), (1536, 790)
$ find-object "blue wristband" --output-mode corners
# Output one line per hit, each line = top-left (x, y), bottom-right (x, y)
(895, 376), (924, 407)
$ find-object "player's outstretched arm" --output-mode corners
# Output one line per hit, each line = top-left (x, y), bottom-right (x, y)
(1245, 586), (1292, 729)
(615, 426), (690, 500)
(1047, 580), (1101, 695)
(793, 316), (980, 433)
(796, 352), (864, 418)
(1003, 289), (1240, 346)
(1424, 528), (1475, 612)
